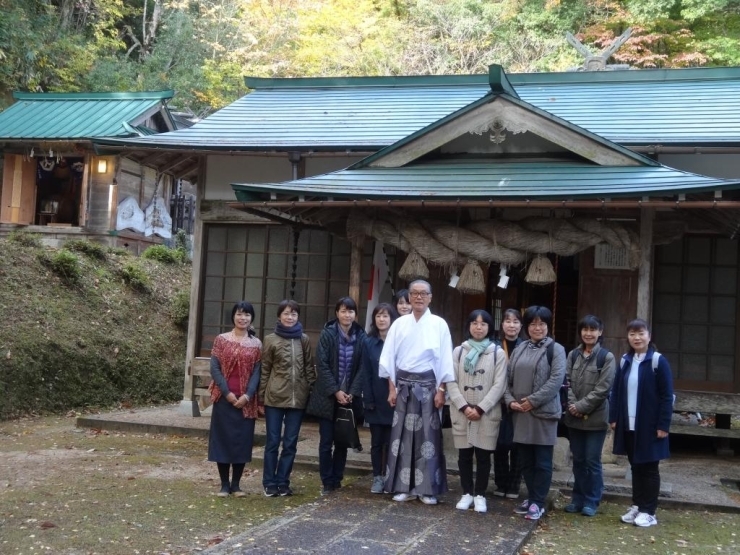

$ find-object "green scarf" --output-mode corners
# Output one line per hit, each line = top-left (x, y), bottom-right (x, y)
(464, 338), (491, 374)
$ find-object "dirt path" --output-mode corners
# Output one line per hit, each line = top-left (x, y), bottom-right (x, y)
(0, 416), (323, 554)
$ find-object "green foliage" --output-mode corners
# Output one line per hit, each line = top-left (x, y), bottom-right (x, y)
(141, 244), (186, 264)
(174, 229), (191, 254)
(3, 0), (740, 112)
(64, 239), (107, 261)
(7, 230), (42, 248)
(170, 289), (190, 329)
(106, 246), (132, 257)
(119, 262), (150, 293)
(41, 249), (82, 284)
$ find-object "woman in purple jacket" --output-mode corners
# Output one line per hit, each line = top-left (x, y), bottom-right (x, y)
(609, 319), (674, 528)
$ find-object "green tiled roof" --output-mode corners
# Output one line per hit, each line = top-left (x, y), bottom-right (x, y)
(0, 91), (174, 140)
(232, 161), (739, 201)
(96, 66), (740, 150)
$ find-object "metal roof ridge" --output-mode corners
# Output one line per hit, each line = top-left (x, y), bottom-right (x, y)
(243, 66), (740, 90)
(11, 91), (175, 101)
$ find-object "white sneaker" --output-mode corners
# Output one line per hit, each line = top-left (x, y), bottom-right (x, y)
(620, 505), (640, 524)
(456, 493), (474, 510)
(420, 495), (438, 505)
(393, 493), (417, 502)
(633, 512), (658, 527)
(473, 495), (487, 513)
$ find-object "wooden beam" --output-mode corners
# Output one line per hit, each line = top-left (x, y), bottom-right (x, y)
(179, 157), (207, 417)
(636, 208), (654, 321)
(349, 237), (363, 306)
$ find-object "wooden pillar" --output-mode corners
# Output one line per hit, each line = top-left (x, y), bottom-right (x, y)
(179, 156), (206, 416)
(636, 208), (654, 322)
(349, 237), (364, 305)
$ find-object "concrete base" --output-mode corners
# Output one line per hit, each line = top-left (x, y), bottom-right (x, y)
(178, 399), (201, 417)
(553, 436), (571, 471)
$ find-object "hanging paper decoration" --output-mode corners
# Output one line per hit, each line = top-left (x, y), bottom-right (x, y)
(144, 196), (172, 239)
(116, 196), (145, 233)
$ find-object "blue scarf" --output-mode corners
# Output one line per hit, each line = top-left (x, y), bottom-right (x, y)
(464, 338), (491, 374)
(275, 321), (303, 339)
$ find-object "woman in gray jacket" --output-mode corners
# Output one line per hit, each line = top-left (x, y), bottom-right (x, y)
(504, 305), (565, 521)
(564, 315), (615, 517)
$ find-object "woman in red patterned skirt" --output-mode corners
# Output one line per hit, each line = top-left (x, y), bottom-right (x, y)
(208, 301), (262, 497)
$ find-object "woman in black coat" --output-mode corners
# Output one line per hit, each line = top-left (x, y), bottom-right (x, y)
(306, 297), (366, 495)
(492, 308), (524, 499)
(360, 302), (399, 494)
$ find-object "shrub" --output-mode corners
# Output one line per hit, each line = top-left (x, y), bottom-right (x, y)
(42, 249), (81, 284)
(119, 263), (150, 293)
(65, 239), (107, 260)
(174, 230), (192, 259)
(141, 244), (185, 264)
(8, 230), (42, 248)
(107, 246), (131, 257)
(170, 290), (190, 329)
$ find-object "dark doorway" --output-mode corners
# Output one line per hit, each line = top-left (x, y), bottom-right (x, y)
(35, 157), (84, 226)
(488, 254), (579, 350)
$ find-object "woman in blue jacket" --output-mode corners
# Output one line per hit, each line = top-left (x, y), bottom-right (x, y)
(360, 302), (399, 493)
(609, 319), (674, 528)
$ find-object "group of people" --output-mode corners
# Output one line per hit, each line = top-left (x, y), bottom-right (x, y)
(206, 280), (674, 529)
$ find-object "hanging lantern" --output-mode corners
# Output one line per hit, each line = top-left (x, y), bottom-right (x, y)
(525, 254), (557, 285)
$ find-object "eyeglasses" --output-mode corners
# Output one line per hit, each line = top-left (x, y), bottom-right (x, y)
(409, 291), (430, 298)
(528, 322), (547, 328)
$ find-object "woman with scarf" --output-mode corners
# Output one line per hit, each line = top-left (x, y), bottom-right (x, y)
(208, 301), (262, 497)
(504, 305), (566, 521)
(447, 309), (508, 514)
(307, 297), (366, 495)
(260, 300), (314, 497)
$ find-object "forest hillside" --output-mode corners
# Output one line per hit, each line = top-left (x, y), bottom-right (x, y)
(2, 0), (740, 115)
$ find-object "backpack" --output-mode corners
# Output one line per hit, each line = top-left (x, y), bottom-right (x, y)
(558, 346), (611, 411)
(620, 351), (676, 407)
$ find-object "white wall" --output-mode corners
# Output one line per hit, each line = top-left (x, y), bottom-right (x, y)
(204, 154), (367, 200)
(305, 156), (364, 175)
(659, 153), (740, 179)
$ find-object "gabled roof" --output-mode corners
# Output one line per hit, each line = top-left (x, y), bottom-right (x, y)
(356, 88), (656, 169)
(95, 66), (740, 151)
(231, 161), (738, 202)
(0, 91), (175, 140)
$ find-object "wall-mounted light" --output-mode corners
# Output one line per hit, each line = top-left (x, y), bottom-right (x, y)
(97, 159), (108, 173)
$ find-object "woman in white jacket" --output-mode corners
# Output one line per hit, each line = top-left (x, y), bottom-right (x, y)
(447, 309), (508, 514)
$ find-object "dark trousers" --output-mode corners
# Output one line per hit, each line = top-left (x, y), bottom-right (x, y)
(493, 444), (522, 495)
(516, 443), (554, 508)
(262, 406), (304, 488)
(319, 416), (348, 488)
(369, 423), (392, 477)
(624, 431), (661, 515)
(568, 428), (607, 509)
(458, 446), (493, 496)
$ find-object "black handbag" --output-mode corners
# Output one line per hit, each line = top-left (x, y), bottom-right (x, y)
(334, 406), (361, 449)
